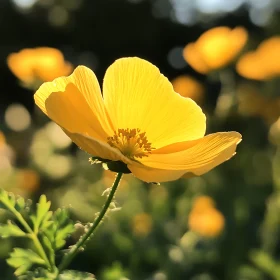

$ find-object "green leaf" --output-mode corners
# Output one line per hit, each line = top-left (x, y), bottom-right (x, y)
(31, 195), (52, 233)
(7, 248), (45, 276)
(0, 189), (28, 214)
(15, 197), (26, 212)
(18, 268), (59, 280)
(0, 220), (26, 238)
(42, 208), (74, 253)
(0, 189), (16, 210)
(59, 270), (96, 280)
(42, 234), (55, 267)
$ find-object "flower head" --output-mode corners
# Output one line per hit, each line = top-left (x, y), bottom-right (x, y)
(34, 57), (241, 183)
(183, 26), (248, 74)
(7, 47), (73, 88)
(188, 195), (225, 237)
(236, 37), (280, 80)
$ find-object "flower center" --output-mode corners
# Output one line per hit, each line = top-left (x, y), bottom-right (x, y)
(107, 128), (154, 159)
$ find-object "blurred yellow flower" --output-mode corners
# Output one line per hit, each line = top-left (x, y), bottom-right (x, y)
(237, 37), (280, 80)
(0, 131), (6, 146)
(183, 26), (248, 74)
(192, 195), (216, 212)
(34, 57), (241, 183)
(7, 47), (73, 87)
(132, 213), (153, 237)
(17, 169), (40, 193)
(188, 195), (225, 237)
(237, 83), (280, 124)
(172, 75), (204, 104)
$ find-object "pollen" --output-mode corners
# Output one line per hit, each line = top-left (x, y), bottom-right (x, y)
(107, 128), (154, 159)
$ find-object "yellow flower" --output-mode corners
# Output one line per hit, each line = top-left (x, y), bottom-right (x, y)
(0, 130), (6, 147)
(192, 195), (216, 212)
(34, 57), (241, 183)
(132, 213), (153, 237)
(188, 206), (225, 238)
(237, 83), (280, 124)
(17, 169), (40, 193)
(172, 75), (204, 104)
(7, 47), (73, 87)
(183, 26), (248, 74)
(236, 37), (280, 80)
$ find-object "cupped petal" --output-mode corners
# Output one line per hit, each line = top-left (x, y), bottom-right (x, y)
(64, 130), (131, 163)
(103, 57), (206, 148)
(135, 132), (241, 179)
(34, 66), (114, 142)
(128, 163), (195, 183)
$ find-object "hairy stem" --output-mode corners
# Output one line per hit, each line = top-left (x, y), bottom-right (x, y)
(58, 172), (123, 273)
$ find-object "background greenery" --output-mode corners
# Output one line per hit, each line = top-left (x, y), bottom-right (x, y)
(1, 0), (280, 279)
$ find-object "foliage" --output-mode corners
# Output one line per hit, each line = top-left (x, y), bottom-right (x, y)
(0, 189), (75, 279)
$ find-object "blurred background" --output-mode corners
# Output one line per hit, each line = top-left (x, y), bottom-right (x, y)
(1, 0), (280, 279)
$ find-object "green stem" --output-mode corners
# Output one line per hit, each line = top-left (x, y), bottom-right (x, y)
(5, 202), (52, 269)
(58, 172), (123, 273)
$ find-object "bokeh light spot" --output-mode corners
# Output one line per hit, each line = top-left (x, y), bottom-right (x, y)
(48, 5), (69, 27)
(5, 104), (31, 132)
(167, 47), (187, 69)
(45, 122), (72, 149)
(12, 0), (37, 9)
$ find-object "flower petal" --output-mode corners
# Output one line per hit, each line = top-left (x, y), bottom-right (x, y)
(7, 49), (36, 84)
(135, 132), (241, 178)
(183, 43), (210, 74)
(196, 26), (247, 69)
(33, 47), (73, 81)
(64, 130), (131, 163)
(128, 163), (195, 183)
(103, 57), (206, 148)
(236, 53), (268, 80)
(34, 66), (114, 142)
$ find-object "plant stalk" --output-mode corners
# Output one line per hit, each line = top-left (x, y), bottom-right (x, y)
(58, 172), (123, 273)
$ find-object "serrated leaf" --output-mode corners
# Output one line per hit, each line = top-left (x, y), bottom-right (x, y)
(14, 263), (32, 276)
(59, 270), (96, 280)
(18, 267), (59, 280)
(42, 208), (74, 254)
(42, 235), (55, 266)
(31, 195), (51, 233)
(15, 197), (26, 212)
(0, 220), (26, 238)
(0, 189), (16, 210)
(7, 248), (45, 276)
(55, 224), (75, 249)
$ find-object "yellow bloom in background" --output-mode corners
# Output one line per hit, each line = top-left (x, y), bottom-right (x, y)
(7, 47), (73, 87)
(237, 83), (280, 125)
(17, 169), (40, 193)
(188, 195), (225, 237)
(183, 26), (248, 74)
(172, 75), (204, 104)
(191, 195), (216, 212)
(236, 37), (280, 80)
(34, 57), (241, 183)
(132, 213), (153, 237)
(0, 131), (6, 146)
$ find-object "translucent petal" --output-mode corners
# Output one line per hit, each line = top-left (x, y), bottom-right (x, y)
(103, 57), (206, 148)
(64, 130), (131, 163)
(34, 66), (114, 142)
(138, 132), (241, 175)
